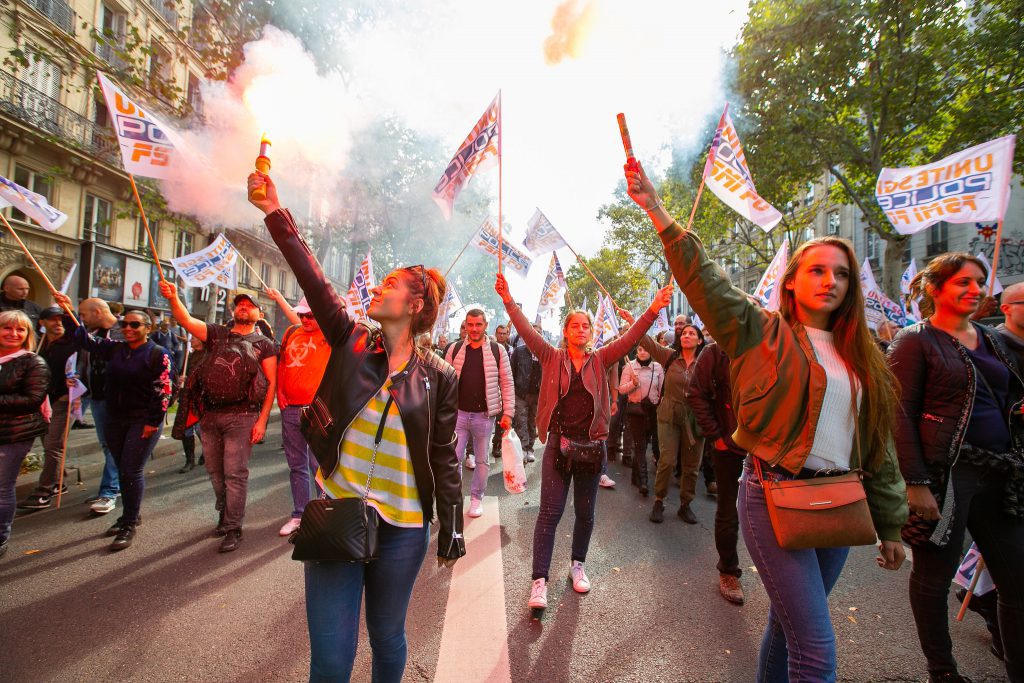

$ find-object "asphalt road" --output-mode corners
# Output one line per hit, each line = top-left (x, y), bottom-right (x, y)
(0, 422), (1008, 682)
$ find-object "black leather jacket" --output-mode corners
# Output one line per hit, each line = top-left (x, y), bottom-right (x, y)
(510, 343), (541, 398)
(264, 209), (465, 560)
(887, 320), (1024, 485)
(0, 352), (50, 445)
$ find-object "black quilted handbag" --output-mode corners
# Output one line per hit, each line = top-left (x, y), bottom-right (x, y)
(290, 396), (394, 563)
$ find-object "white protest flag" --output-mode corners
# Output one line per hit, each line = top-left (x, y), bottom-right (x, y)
(97, 72), (188, 180)
(861, 259), (907, 329)
(650, 307), (671, 336)
(593, 295), (618, 348)
(433, 281), (463, 339)
(953, 544), (996, 596)
(65, 353), (88, 420)
(691, 312), (704, 330)
(171, 234), (238, 289)
(470, 217), (533, 277)
(432, 94), (500, 220)
(876, 135), (1016, 235)
(524, 209), (568, 255)
(346, 250), (377, 321)
(974, 251), (1004, 295)
(536, 253), (567, 316)
(900, 259), (923, 322)
(59, 263), (77, 295)
(753, 240), (789, 312)
(703, 104), (783, 232)
(0, 174), (68, 231)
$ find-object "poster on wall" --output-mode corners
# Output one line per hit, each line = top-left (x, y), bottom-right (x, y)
(91, 248), (125, 302)
(149, 263), (191, 310)
(124, 258), (151, 308)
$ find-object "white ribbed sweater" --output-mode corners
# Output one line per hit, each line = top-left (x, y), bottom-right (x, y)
(804, 327), (861, 471)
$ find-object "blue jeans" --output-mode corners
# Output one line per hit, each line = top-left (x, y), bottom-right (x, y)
(104, 420), (161, 526)
(282, 406), (319, 519)
(455, 410), (494, 501)
(532, 436), (603, 581)
(90, 399), (120, 498)
(0, 439), (34, 543)
(739, 462), (849, 683)
(304, 522), (430, 683)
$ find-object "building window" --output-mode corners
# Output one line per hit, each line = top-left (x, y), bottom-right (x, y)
(11, 166), (53, 223)
(96, 3), (127, 67)
(804, 181), (814, 206)
(261, 262), (271, 286)
(82, 194), (112, 244)
(136, 217), (158, 255)
(278, 269), (287, 292)
(22, 52), (61, 126)
(187, 72), (202, 115)
(292, 277), (300, 298)
(926, 222), (949, 257)
(866, 230), (879, 260)
(826, 210), (840, 235)
(802, 226), (815, 243)
(174, 230), (193, 257)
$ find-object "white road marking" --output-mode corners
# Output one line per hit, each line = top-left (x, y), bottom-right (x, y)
(433, 494), (512, 683)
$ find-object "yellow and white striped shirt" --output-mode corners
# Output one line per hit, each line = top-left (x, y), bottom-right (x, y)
(317, 366), (424, 528)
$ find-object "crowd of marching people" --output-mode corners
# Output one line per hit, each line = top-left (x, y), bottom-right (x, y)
(0, 161), (1021, 683)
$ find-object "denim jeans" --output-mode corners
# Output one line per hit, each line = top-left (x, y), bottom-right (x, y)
(34, 397), (69, 493)
(514, 394), (538, 453)
(199, 411), (258, 531)
(90, 399), (120, 498)
(305, 522), (430, 683)
(739, 461), (849, 683)
(0, 439), (34, 543)
(282, 406), (319, 519)
(455, 410), (494, 501)
(532, 436), (603, 581)
(103, 420), (161, 526)
(908, 462), (1024, 681)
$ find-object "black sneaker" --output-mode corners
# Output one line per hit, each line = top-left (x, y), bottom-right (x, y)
(72, 421), (94, 430)
(48, 483), (68, 496)
(0, 538), (8, 559)
(106, 514), (142, 536)
(650, 500), (665, 523)
(109, 525), (135, 551)
(17, 494), (51, 510)
(218, 529), (242, 553)
(928, 673), (973, 683)
(678, 504), (698, 524)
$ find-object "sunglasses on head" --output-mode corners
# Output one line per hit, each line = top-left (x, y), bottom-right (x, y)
(118, 320), (147, 330)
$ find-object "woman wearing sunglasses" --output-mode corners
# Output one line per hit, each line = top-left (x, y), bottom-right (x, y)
(55, 295), (175, 551)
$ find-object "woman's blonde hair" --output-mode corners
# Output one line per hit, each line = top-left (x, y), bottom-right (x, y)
(0, 309), (35, 351)
(778, 236), (900, 470)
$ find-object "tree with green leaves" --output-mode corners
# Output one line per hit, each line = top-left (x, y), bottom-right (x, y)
(734, 0), (1024, 296)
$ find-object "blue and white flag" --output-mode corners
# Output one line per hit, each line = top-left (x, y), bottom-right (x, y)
(470, 217), (533, 277)
(861, 259), (907, 329)
(524, 209), (568, 255)
(900, 259), (922, 323)
(171, 234), (238, 289)
(65, 353), (88, 420)
(953, 543), (995, 596)
(753, 240), (789, 311)
(536, 253), (567, 316)
(593, 295), (618, 348)
(0, 174), (67, 231)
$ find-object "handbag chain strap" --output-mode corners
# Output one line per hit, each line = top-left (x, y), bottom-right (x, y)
(362, 393), (395, 504)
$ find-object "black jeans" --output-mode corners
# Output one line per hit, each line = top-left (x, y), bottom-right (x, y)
(701, 442), (716, 486)
(625, 408), (651, 487)
(104, 419), (161, 526)
(909, 462), (1024, 681)
(712, 449), (745, 577)
(607, 395), (627, 456)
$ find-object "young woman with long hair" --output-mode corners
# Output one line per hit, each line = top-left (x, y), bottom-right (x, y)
(249, 172), (464, 683)
(496, 272), (672, 612)
(889, 254), (1023, 683)
(0, 310), (49, 558)
(625, 160), (907, 682)
(618, 344), (664, 495)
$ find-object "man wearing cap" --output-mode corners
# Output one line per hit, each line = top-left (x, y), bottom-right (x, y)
(18, 306), (81, 510)
(275, 297), (329, 537)
(0, 273), (42, 331)
(158, 283), (278, 552)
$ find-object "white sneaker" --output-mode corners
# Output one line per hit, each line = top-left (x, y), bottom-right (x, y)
(90, 497), (116, 514)
(278, 518), (301, 536)
(528, 578), (548, 609)
(465, 456), (476, 470)
(570, 561), (591, 593)
(599, 474), (615, 488)
(467, 497), (483, 518)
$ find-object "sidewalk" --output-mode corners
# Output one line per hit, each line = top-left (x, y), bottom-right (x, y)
(14, 409), (282, 499)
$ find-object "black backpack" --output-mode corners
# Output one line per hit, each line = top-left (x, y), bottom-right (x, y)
(196, 333), (267, 407)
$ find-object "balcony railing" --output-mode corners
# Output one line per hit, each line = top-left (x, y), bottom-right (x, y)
(149, 0), (178, 28)
(24, 0), (75, 36)
(0, 70), (120, 166)
(94, 41), (130, 72)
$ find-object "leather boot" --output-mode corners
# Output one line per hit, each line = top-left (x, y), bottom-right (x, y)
(178, 435), (196, 474)
(635, 452), (649, 496)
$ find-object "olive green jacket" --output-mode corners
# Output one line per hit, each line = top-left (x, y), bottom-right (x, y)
(660, 222), (907, 541)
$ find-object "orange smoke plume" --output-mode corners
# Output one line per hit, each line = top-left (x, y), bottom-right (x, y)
(543, 0), (597, 65)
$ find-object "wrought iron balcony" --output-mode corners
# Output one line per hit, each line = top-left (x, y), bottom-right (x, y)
(24, 0), (75, 36)
(0, 70), (120, 166)
(149, 0), (178, 28)
(94, 41), (130, 72)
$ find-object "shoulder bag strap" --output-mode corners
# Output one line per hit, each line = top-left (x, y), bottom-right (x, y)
(362, 393), (395, 503)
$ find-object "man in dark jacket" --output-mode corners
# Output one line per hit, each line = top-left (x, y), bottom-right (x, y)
(0, 274), (42, 331)
(510, 323), (543, 462)
(686, 341), (746, 605)
(998, 282), (1024, 366)
(18, 306), (79, 510)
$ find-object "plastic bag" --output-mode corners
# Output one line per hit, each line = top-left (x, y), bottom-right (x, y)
(501, 428), (528, 494)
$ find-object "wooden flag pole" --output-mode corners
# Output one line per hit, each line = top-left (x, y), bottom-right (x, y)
(956, 556), (986, 621)
(128, 175), (166, 285)
(55, 397), (74, 508)
(987, 219), (1005, 298)
(565, 244), (619, 311)
(497, 89), (503, 275)
(0, 214), (79, 325)
(234, 251), (270, 290)
(444, 227), (478, 278)
(683, 176), (707, 235)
